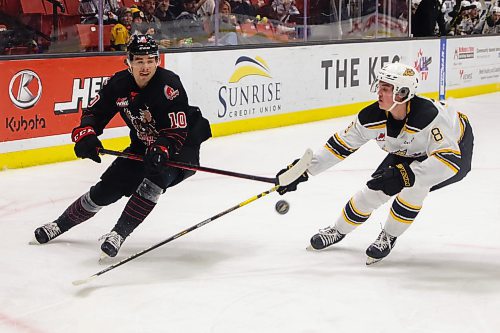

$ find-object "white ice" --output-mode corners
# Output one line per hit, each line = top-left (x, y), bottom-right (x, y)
(1, 93), (499, 333)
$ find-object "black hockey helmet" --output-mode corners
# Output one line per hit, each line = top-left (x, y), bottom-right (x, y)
(127, 34), (159, 61)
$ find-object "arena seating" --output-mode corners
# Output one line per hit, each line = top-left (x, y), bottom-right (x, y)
(76, 24), (113, 51)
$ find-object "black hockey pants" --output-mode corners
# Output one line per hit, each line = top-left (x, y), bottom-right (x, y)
(89, 145), (200, 206)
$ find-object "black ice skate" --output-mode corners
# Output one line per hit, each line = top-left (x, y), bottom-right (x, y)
(307, 226), (346, 251)
(100, 231), (125, 259)
(31, 222), (63, 245)
(366, 230), (397, 265)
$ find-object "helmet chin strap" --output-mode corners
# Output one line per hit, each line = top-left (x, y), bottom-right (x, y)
(387, 102), (399, 112)
(126, 58), (132, 73)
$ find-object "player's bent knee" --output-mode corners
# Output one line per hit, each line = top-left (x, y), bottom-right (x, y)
(81, 191), (102, 213)
(136, 178), (163, 203)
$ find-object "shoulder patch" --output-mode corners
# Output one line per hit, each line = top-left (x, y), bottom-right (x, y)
(164, 85), (179, 100)
(358, 102), (387, 129)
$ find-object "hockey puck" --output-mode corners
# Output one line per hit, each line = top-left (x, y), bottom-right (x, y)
(275, 200), (290, 215)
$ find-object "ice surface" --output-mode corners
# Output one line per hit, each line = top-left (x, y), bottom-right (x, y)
(1, 93), (499, 333)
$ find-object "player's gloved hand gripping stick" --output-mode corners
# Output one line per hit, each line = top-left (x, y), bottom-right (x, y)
(72, 149), (313, 286)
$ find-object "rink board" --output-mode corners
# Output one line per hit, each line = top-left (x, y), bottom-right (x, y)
(0, 36), (499, 169)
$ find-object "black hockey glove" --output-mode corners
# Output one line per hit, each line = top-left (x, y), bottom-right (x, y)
(145, 138), (170, 175)
(72, 126), (103, 163)
(367, 162), (415, 196)
(276, 159), (309, 195)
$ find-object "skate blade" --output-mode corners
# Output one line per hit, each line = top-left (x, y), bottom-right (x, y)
(28, 238), (41, 245)
(366, 256), (383, 265)
(306, 245), (320, 251)
(98, 252), (112, 265)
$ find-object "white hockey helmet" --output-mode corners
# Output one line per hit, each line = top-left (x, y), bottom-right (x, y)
(471, 1), (482, 10)
(370, 62), (420, 104)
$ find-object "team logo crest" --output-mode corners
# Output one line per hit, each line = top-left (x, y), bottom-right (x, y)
(164, 85), (179, 100)
(403, 68), (415, 76)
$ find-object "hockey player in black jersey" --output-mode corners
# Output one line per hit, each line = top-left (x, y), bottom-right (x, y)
(276, 62), (474, 265)
(32, 35), (211, 258)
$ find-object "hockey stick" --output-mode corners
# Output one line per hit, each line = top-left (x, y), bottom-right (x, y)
(72, 149), (312, 286)
(99, 148), (275, 184)
(72, 185), (278, 286)
(98, 148), (313, 186)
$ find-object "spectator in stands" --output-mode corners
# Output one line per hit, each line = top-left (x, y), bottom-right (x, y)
(466, 1), (483, 34)
(206, 1), (238, 45)
(79, 0), (120, 24)
(482, 6), (500, 34)
(138, 0), (167, 44)
(140, 0), (161, 32)
(166, 0), (184, 17)
(130, 8), (148, 35)
(141, 0), (161, 23)
(220, 0), (239, 26)
(111, 7), (132, 51)
(175, 0), (207, 46)
(132, 8), (146, 24)
(229, 0), (257, 21)
(176, 0), (201, 20)
(456, 0), (477, 34)
(411, 0), (446, 36)
(196, 0), (216, 18)
(272, 0), (300, 23)
(153, 0), (180, 48)
(447, 0), (475, 35)
(254, 0), (280, 22)
(155, 0), (177, 21)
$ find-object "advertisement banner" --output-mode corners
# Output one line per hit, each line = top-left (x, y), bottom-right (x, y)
(1, 36), (497, 161)
(446, 36), (500, 89)
(0, 56), (128, 151)
(166, 39), (440, 125)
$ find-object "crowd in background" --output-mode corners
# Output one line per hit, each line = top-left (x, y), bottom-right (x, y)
(0, 0), (499, 55)
(411, 0), (500, 36)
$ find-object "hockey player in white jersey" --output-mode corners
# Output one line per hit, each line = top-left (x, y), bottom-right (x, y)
(276, 62), (474, 265)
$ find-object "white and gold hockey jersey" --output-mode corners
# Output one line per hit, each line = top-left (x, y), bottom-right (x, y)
(308, 96), (471, 189)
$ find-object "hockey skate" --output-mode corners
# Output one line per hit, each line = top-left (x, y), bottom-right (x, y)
(30, 222), (63, 245)
(307, 226), (345, 251)
(366, 230), (397, 265)
(99, 231), (125, 260)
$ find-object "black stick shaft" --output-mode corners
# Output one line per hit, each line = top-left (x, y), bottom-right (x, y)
(99, 148), (276, 184)
(73, 186), (278, 284)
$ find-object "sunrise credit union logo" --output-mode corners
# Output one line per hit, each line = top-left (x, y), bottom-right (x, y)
(9, 70), (42, 109)
(218, 56), (282, 119)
